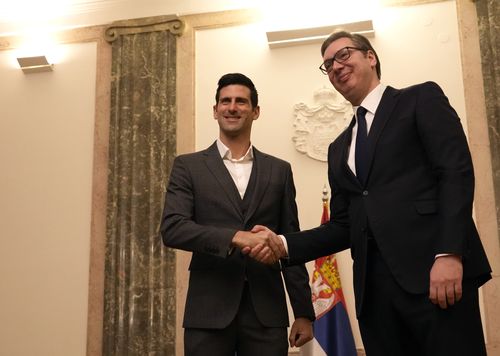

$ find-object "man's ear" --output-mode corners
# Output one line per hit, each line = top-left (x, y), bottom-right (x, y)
(253, 105), (260, 120)
(367, 50), (377, 68)
(213, 104), (217, 119)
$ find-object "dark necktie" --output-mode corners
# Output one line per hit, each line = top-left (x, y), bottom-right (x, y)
(355, 106), (368, 185)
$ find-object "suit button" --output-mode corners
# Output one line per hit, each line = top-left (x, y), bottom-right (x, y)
(362, 190), (369, 196)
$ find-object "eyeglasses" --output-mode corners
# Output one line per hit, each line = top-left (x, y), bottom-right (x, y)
(319, 46), (366, 75)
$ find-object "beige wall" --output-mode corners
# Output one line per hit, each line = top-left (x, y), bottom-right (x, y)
(0, 42), (97, 355)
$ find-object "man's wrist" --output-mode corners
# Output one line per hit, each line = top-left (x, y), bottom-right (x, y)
(231, 231), (245, 246)
(229, 230), (246, 255)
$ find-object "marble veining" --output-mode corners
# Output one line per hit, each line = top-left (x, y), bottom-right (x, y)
(103, 19), (181, 355)
(476, 0), (500, 242)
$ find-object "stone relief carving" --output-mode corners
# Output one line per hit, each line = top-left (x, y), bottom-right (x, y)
(292, 87), (353, 161)
(105, 15), (184, 43)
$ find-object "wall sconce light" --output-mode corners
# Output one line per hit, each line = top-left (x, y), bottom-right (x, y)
(17, 55), (54, 74)
(266, 20), (374, 48)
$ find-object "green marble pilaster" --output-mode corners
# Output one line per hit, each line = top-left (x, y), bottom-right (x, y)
(475, 0), (500, 242)
(103, 16), (183, 356)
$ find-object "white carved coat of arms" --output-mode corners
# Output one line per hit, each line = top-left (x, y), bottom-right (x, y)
(292, 87), (353, 161)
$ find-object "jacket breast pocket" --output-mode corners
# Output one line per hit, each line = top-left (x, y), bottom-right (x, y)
(414, 200), (437, 215)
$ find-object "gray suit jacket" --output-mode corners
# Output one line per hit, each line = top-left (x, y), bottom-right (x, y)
(161, 142), (314, 328)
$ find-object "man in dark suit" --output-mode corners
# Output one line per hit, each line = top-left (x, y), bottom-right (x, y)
(160, 73), (314, 356)
(245, 32), (492, 355)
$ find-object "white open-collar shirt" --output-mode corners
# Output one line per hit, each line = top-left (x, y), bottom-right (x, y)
(216, 138), (254, 199)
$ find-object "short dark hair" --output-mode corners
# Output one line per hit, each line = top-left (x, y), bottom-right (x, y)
(321, 31), (381, 79)
(215, 73), (259, 108)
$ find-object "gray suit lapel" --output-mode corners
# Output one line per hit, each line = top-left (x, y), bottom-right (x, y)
(203, 142), (244, 219)
(244, 148), (271, 224)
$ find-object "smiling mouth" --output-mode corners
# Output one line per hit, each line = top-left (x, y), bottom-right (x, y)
(337, 71), (351, 83)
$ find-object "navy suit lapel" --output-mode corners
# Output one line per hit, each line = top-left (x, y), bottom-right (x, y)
(203, 142), (244, 219)
(368, 86), (399, 147)
(365, 86), (400, 182)
(244, 148), (271, 225)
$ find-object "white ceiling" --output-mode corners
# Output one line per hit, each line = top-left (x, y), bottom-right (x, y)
(0, 0), (381, 38)
(0, 0), (253, 35)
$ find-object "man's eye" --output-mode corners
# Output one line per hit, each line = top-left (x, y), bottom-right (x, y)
(338, 50), (349, 61)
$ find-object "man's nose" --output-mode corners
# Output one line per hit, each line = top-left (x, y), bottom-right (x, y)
(332, 60), (344, 72)
(228, 100), (237, 111)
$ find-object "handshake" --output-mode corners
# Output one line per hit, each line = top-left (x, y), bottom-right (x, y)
(232, 225), (287, 264)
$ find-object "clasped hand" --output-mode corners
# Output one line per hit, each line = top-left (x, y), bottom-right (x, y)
(232, 225), (286, 264)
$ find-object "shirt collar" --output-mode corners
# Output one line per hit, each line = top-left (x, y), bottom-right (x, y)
(216, 138), (254, 161)
(354, 83), (387, 116)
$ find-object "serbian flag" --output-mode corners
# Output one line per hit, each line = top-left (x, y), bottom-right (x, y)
(301, 188), (357, 356)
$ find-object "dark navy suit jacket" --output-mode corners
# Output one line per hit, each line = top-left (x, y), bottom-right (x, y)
(286, 82), (491, 316)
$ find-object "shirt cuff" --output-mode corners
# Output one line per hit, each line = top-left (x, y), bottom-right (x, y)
(278, 234), (289, 257)
(435, 253), (461, 259)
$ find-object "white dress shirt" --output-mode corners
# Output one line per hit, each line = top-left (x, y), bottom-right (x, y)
(347, 83), (387, 175)
(216, 139), (253, 199)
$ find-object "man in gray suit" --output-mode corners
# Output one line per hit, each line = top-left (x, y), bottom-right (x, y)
(160, 73), (314, 356)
